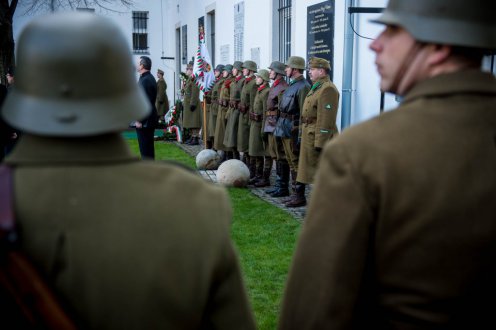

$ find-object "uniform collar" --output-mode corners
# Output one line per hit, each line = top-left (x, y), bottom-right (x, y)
(5, 133), (138, 166)
(403, 69), (496, 104)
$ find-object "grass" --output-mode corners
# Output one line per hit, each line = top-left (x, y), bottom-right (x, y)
(125, 134), (301, 330)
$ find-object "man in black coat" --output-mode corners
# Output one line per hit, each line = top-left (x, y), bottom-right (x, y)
(135, 56), (158, 159)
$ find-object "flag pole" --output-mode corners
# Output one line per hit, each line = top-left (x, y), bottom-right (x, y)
(203, 98), (207, 148)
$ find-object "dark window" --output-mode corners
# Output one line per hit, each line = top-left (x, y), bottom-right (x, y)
(278, 0), (291, 62)
(132, 11), (149, 54)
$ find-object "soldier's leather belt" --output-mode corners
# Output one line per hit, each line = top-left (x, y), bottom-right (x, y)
(205, 98), (212, 104)
(220, 100), (228, 107)
(229, 100), (240, 108)
(239, 105), (248, 114)
(249, 112), (263, 122)
(301, 116), (317, 124)
(265, 110), (278, 116)
(279, 112), (296, 119)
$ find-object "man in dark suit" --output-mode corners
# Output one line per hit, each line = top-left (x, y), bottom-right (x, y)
(135, 56), (158, 159)
(280, 0), (496, 328)
(1, 12), (255, 329)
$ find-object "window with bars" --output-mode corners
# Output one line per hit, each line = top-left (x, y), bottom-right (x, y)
(278, 0), (291, 62)
(132, 11), (149, 54)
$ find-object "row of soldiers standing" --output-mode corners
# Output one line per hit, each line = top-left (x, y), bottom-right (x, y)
(183, 56), (340, 207)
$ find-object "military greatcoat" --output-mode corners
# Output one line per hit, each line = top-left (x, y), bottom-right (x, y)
(208, 77), (224, 138)
(155, 77), (169, 118)
(280, 70), (496, 329)
(182, 76), (200, 129)
(237, 76), (258, 153)
(248, 83), (270, 156)
(214, 77), (234, 151)
(224, 75), (245, 148)
(5, 133), (256, 330)
(297, 75), (339, 184)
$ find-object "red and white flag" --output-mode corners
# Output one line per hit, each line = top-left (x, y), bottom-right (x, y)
(193, 30), (215, 94)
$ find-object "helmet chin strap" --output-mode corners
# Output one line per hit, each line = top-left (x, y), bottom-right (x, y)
(390, 41), (425, 95)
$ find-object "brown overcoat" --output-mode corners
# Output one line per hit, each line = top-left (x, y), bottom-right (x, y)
(182, 76), (200, 129)
(5, 133), (256, 330)
(280, 70), (496, 329)
(208, 77), (224, 138)
(297, 75), (339, 184)
(248, 83), (269, 156)
(214, 77), (234, 151)
(238, 76), (258, 152)
(155, 77), (169, 118)
(224, 75), (245, 148)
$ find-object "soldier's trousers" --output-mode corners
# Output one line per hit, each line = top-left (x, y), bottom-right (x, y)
(282, 138), (298, 172)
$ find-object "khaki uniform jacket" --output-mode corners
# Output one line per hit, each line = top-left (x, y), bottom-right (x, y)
(155, 77), (169, 118)
(208, 77), (225, 138)
(248, 84), (270, 156)
(224, 75), (245, 148)
(5, 134), (255, 329)
(182, 76), (201, 129)
(297, 76), (339, 184)
(238, 77), (258, 152)
(214, 77), (234, 151)
(280, 70), (496, 329)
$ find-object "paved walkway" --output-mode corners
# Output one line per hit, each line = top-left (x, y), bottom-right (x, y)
(175, 141), (309, 221)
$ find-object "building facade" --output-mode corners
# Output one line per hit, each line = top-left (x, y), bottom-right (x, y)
(12, 0), (496, 129)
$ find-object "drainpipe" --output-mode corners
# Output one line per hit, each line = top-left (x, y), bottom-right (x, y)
(340, 0), (355, 130)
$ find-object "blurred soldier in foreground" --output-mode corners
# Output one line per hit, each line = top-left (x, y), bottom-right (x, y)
(280, 0), (496, 328)
(1, 12), (255, 329)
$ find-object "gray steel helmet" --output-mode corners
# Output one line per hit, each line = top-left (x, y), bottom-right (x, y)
(2, 12), (149, 137)
(223, 64), (233, 73)
(215, 64), (225, 72)
(242, 60), (258, 73)
(255, 69), (270, 82)
(268, 61), (286, 75)
(371, 0), (496, 49)
(285, 56), (306, 70)
(233, 61), (244, 70)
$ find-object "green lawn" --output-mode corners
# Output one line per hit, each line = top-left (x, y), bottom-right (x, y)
(125, 135), (301, 330)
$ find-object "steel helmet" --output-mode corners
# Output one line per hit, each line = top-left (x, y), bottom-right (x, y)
(268, 61), (286, 75)
(371, 0), (496, 49)
(242, 60), (258, 73)
(233, 61), (244, 70)
(285, 56), (306, 70)
(255, 69), (270, 82)
(2, 12), (150, 137)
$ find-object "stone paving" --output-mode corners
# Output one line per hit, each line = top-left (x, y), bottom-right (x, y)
(173, 141), (310, 221)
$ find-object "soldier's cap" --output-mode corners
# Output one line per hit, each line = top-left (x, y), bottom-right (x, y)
(242, 60), (258, 73)
(157, 69), (164, 75)
(223, 64), (233, 72)
(370, 0), (496, 50)
(1, 12), (149, 137)
(268, 61), (286, 75)
(255, 69), (270, 82)
(307, 57), (330, 70)
(233, 61), (243, 70)
(285, 56), (306, 70)
(215, 64), (225, 72)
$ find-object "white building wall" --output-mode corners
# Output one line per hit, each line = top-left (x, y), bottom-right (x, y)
(17, 0), (459, 129)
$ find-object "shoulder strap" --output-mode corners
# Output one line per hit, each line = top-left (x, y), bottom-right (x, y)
(0, 164), (78, 329)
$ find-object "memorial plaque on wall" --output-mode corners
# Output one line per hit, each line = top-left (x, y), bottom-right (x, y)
(182, 25), (188, 64)
(234, 1), (244, 62)
(307, 0), (335, 80)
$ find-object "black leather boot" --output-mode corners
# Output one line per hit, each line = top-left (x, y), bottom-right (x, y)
(285, 182), (307, 207)
(270, 161), (290, 197)
(265, 160), (280, 194)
